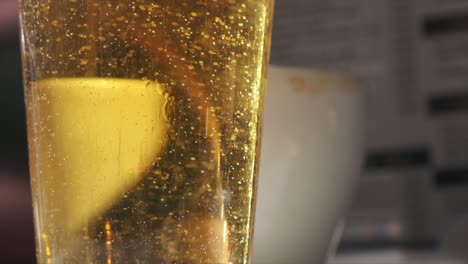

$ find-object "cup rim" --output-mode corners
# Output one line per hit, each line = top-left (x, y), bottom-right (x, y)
(268, 65), (363, 92)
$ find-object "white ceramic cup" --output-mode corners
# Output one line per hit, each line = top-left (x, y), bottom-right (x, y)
(253, 65), (366, 264)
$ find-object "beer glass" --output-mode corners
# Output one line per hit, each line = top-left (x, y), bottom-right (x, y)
(19, 1), (273, 263)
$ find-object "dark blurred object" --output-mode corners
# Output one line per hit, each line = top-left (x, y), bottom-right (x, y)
(0, 0), (28, 172)
(0, 176), (35, 263)
(0, 0), (35, 263)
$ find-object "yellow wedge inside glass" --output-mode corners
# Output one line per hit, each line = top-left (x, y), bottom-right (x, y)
(28, 78), (167, 234)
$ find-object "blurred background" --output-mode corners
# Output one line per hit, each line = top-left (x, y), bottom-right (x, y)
(0, 0), (34, 263)
(2, 0), (468, 263)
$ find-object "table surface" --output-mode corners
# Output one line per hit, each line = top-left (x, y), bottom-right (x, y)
(333, 250), (466, 264)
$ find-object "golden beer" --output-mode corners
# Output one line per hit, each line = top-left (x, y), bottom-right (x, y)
(19, 0), (273, 263)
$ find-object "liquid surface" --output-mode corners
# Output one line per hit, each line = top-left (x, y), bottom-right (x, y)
(21, 0), (273, 263)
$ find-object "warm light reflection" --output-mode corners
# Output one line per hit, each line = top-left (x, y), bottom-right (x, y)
(42, 233), (52, 264)
(223, 220), (229, 257)
(105, 221), (113, 264)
